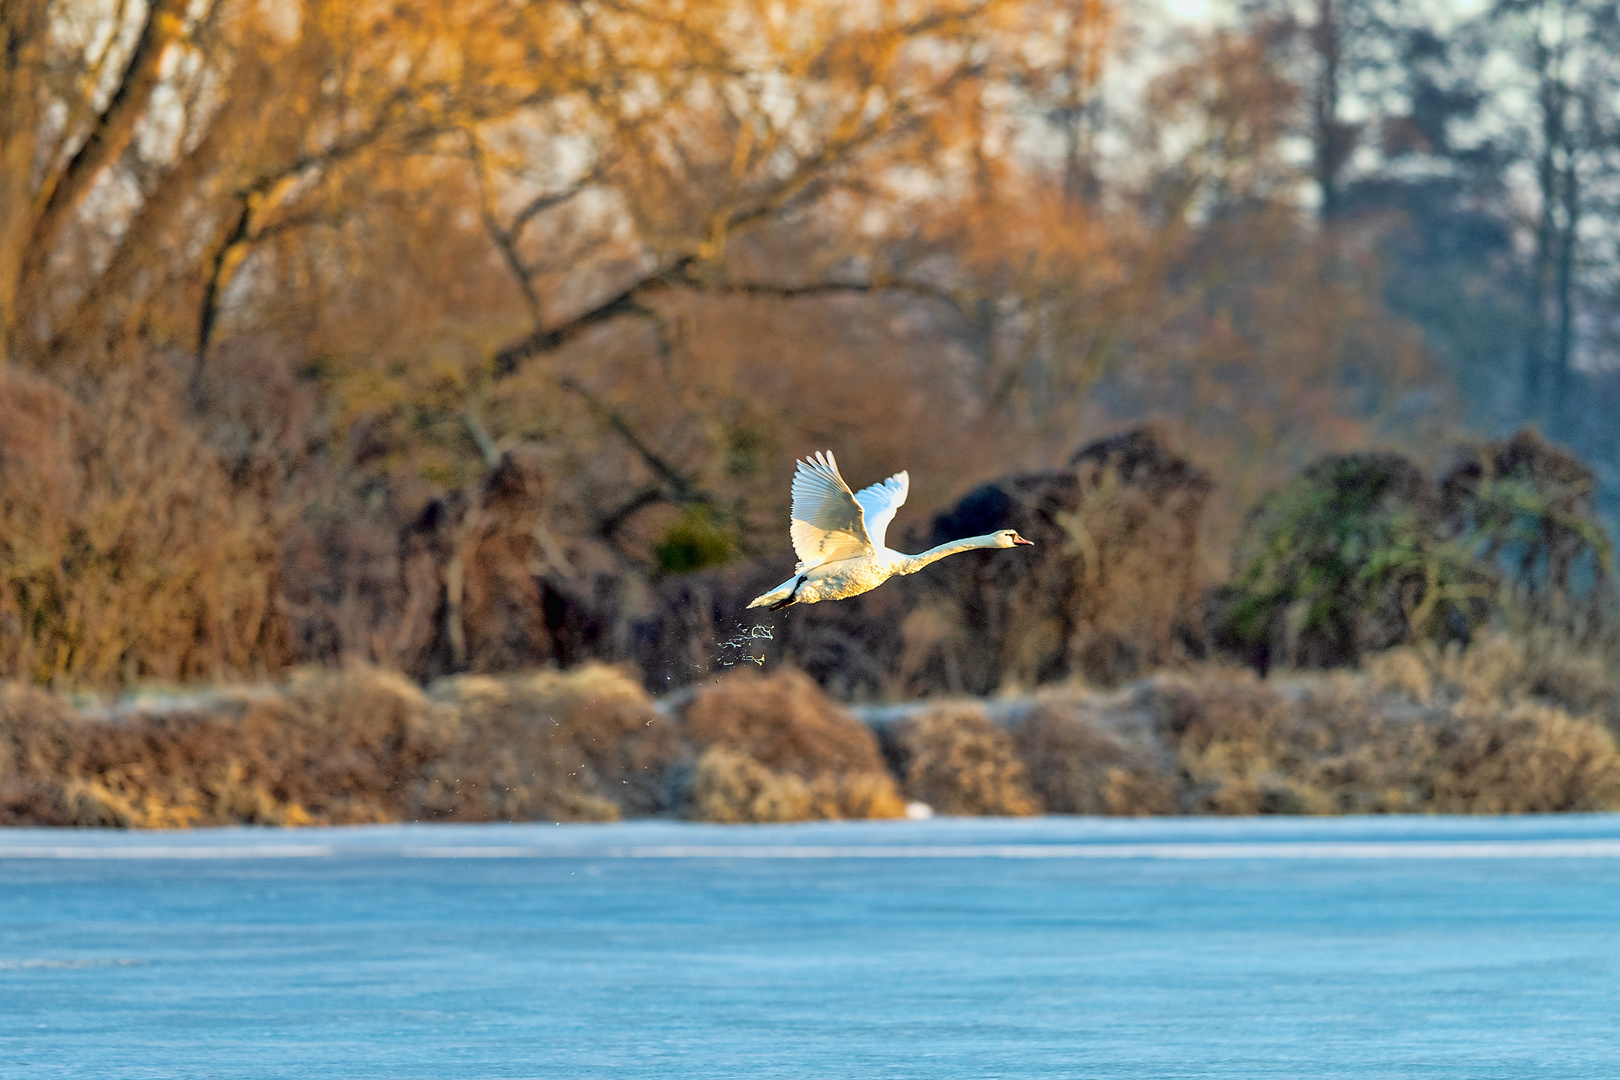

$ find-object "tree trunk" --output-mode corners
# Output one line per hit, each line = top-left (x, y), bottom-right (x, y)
(1549, 148), (1578, 429)
(1, 0), (186, 366)
(0, 0), (50, 364)
(1522, 31), (1564, 424)
(1311, 0), (1343, 221)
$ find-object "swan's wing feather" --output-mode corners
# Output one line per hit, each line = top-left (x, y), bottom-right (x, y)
(789, 451), (872, 570)
(854, 470), (909, 551)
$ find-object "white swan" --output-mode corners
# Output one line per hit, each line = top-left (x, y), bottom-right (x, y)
(747, 451), (1032, 610)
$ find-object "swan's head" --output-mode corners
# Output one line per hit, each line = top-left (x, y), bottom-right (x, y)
(993, 529), (1034, 548)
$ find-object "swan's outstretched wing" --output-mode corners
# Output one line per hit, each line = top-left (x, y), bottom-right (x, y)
(854, 471), (908, 551)
(790, 451), (872, 571)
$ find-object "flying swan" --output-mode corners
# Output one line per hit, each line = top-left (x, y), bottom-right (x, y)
(747, 451), (1033, 610)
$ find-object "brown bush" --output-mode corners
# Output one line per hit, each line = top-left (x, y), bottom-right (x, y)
(685, 747), (814, 823)
(683, 746), (909, 824)
(894, 705), (1041, 816)
(1431, 702), (1620, 812)
(1016, 700), (1176, 815)
(0, 364), (283, 689)
(425, 663), (684, 822)
(1523, 649), (1620, 734)
(268, 666), (461, 822)
(681, 667), (887, 776)
(678, 667), (903, 820)
(809, 770), (909, 820)
(1144, 669), (1311, 814)
(1134, 656), (1620, 815)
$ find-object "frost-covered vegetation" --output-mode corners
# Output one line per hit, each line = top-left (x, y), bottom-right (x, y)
(4, 643), (1618, 827)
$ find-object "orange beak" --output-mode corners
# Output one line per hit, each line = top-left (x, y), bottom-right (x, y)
(1013, 535), (1034, 546)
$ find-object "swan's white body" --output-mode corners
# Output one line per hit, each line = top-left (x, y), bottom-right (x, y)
(747, 451), (1032, 610)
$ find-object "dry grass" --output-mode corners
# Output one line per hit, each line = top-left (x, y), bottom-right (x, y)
(678, 667), (904, 821)
(0, 364), (282, 690)
(894, 705), (1041, 816)
(985, 637), (1620, 817)
(1429, 701), (1620, 813)
(1366, 632), (1620, 733)
(1015, 700), (1176, 815)
(1146, 669), (1315, 814)
(0, 662), (682, 827)
(0, 666), (455, 827)
(425, 663), (683, 822)
(1137, 659), (1620, 815)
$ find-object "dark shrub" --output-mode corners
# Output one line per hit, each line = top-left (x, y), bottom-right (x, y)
(899, 426), (1211, 693)
(1218, 452), (1489, 669)
(1439, 428), (1615, 640)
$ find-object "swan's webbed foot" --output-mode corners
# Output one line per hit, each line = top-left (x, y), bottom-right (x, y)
(768, 574), (807, 611)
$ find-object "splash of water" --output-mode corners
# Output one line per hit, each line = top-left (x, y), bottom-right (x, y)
(716, 623), (774, 667)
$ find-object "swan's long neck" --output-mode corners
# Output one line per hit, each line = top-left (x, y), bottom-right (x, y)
(897, 534), (1003, 575)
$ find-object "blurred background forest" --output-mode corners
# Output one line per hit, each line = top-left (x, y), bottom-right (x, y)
(1, 0), (1618, 702)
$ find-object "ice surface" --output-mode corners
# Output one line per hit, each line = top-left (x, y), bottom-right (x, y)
(4, 815), (1620, 1079)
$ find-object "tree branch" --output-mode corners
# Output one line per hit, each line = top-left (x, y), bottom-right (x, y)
(493, 261), (686, 374)
(491, 258), (964, 378)
(682, 271), (967, 316)
(23, 0), (187, 281)
(597, 486), (668, 541)
(486, 11), (983, 378)
(557, 375), (698, 500)
(194, 198), (252, 367)
(460, 409), (502, 469)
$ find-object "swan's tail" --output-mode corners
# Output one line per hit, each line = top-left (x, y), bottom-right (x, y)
(747, 574), (804, 610)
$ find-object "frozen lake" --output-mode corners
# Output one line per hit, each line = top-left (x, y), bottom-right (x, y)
(4, 815), (1620, 1079)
